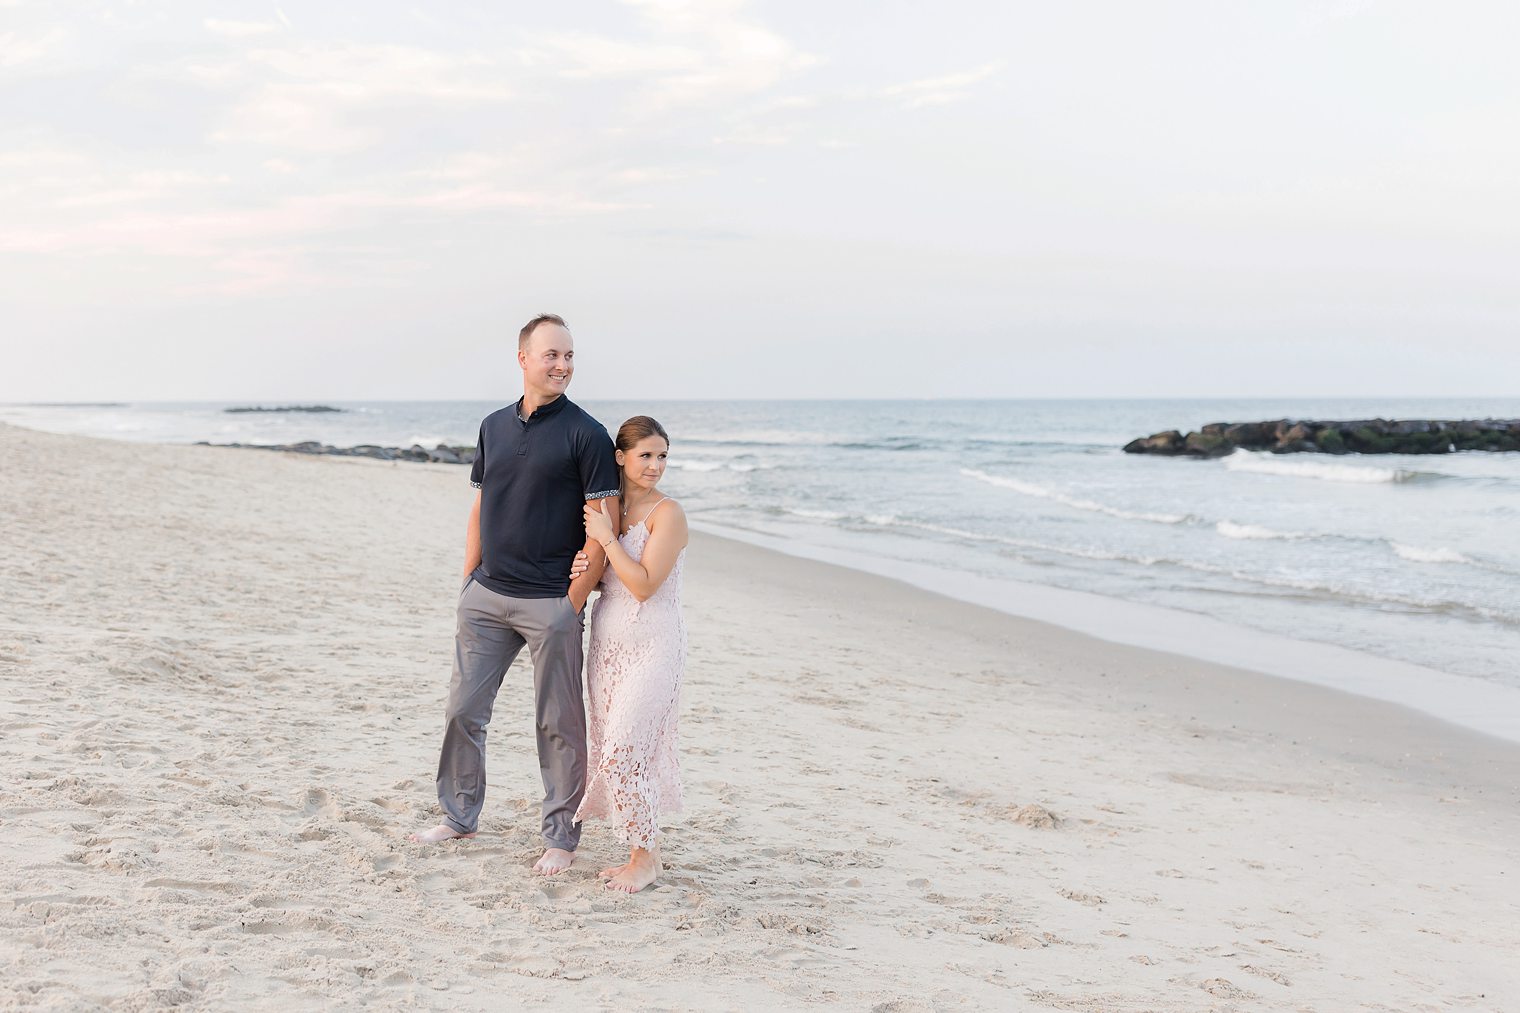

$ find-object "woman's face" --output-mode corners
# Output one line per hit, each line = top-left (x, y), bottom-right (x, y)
(620, 435), (669, 490)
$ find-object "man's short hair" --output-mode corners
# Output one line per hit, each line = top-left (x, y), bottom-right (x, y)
(519, 313), (568, 350)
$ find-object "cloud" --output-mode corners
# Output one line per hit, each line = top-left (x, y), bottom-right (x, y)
(0, 155), (638, 290)
(881, 62), (1002, 108)
(203, 19), (283, 38)
(0, 26), (70, 70)
(161, 41), (517, 153)
(520, 0), (815, 113)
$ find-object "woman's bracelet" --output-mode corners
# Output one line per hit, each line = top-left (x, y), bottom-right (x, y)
(600, 538), (615, 549)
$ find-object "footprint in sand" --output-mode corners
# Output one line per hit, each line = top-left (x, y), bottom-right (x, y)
(1057, 886), (1104, 907)
(370, 853), (402, 873)
(302, 787), (341, 819)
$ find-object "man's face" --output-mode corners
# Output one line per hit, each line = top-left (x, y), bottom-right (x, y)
(519, 323), (574, 398)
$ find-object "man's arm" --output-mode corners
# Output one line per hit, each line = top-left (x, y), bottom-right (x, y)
(568, 496), (619, 612)
(462, 490), (482, 581)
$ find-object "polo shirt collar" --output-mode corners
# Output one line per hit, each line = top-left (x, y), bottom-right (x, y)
(516, 394), (568, 421)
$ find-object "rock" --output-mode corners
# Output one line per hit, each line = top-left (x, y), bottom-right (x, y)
(199, 439), (476, 467)
(1122, 430), (1185, 455)
(1124, 418), (1520, 456)
(1314, 426), (1347, 455)
(1223, 422), (1277, 449)
(1402, 431), (1445, 453)
(1347, 426), (1395, 453)
(1272, 422), (1315, 453)
(1184, 431), (1235, 458)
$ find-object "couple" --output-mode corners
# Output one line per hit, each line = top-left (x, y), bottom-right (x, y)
(408, 313), (687, 895)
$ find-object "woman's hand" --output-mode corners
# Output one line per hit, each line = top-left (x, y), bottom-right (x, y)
(567, 550), (590, 579)
(583, 499), (616, 546)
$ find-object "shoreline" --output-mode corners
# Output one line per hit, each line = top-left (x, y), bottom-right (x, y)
(691, 519), (1520, 746)
(5, 416), (1514, 743)
(4, 423), (1519, 1008)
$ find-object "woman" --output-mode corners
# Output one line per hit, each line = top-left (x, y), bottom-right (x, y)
(575, 415), (688, 893)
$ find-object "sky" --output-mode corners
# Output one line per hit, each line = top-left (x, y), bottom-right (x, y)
(3, 0), (1518, 401)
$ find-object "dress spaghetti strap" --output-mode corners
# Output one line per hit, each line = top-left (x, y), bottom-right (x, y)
(634, 496), (668, 528)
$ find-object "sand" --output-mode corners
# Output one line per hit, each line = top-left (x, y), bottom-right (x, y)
(2, 421), (1518, 1011)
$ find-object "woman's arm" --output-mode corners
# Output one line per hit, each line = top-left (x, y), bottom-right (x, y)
(568, 496), (618, 613)
(583, 499), (688, 602)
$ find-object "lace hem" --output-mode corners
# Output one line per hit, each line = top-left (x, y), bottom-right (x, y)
(576, 742), (683, 849)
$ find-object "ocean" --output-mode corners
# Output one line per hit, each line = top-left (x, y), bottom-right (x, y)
(7, 397), (1518, 738)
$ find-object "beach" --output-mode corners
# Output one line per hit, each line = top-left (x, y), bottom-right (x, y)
(3, 420), (1518, 1010)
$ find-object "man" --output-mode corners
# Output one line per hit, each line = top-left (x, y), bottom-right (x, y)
(410, 313), (620, 876)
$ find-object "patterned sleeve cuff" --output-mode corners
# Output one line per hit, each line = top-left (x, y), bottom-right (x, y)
(470, 481), (482, 489)
(585, 489), (619, 501)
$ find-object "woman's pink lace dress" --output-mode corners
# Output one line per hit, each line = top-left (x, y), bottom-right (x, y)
(574, 512), (685, 848)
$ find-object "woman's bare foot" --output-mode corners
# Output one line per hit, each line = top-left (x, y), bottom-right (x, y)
(597, 863), (628, 880)
(408, 824), (475, 844)
(605, 846), (660, 893)
(533, 847), (575, 876)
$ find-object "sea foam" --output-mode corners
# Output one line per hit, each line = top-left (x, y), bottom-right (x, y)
(1391, 543), (1472, 565)
(1215, 521), (1309, 541)
(1224, 452), (1413, 484)
(960, 468), (1189, 524)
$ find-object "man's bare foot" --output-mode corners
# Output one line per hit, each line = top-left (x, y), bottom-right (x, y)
(408, 824), (475, 844)
(533, 847), (575, 876)
(605, 847), (660, 894)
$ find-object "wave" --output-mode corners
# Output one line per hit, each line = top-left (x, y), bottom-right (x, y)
(684, 432), (930, 453)
(682, 430), (832, 448)
(772, 506), (1518, 626)
(1391, 542), (1473, 565)
(784, 507), (847, 521)
(1215, 521), (1311, 541)
(961, 436), (1116, 452)
(834, 439), (928, 452)
(669, 458), (779, 473)
(1209, 520), (1514, 576)
(1224, 452), (1419, 484)
(779, 507), (1170, 567)
(960, 468), (1191, 524)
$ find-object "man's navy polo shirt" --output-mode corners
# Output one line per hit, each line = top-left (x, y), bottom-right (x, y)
(469, 395), (620, 599)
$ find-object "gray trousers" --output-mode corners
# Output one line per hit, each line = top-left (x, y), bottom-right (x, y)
(435, 578), (587, 850)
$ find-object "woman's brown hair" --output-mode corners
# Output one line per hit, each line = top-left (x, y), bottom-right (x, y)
(615, 415), (670, 454)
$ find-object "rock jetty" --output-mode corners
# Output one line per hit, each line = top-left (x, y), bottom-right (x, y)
(198, 440), (474, 464)
(224, 405), (344, 414)
(1123, 419), (1520, 458)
